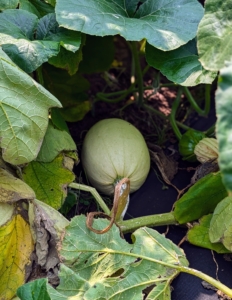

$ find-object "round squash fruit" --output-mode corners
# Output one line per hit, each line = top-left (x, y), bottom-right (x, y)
(81, 118), (150, 195)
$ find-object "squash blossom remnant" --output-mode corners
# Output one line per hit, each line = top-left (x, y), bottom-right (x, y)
(194, 138), (219, 163)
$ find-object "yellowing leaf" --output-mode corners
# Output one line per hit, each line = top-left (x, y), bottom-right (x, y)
(22, 155), (75, 209)
(0, 168), (35, 203)
(0, 214), (34, 299)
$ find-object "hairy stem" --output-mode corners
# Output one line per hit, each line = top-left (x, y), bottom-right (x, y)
(118, 212), (178, 233)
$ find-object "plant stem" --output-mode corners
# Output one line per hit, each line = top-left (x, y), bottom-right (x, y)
(205, 124), (216, 136)
(169, 87), (183, 140)
(183, 86), (211, 116)
(144, 104), (192, 131)
(69, 183), (111, 215)
(118, 212), (178, 233)
(131, 41), (144, 106)
(180, 266), (232, 297)
(95, 85), (155, 104)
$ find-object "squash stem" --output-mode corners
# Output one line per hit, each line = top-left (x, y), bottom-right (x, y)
(183, 85), (211, 116)
(118, 211), (178, 233)
(69, 183), (111, 215)
(180, 266), (232, 298)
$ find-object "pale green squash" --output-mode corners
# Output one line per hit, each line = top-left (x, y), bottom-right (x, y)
(81, 118), (150, 195)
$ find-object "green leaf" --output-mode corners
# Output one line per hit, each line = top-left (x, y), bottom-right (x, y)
(19, 0), (54, 17)
(22, 154), (75, 209)
(17, 278), (52, 300)
(209, 196), (232, 251)
(36, 121), (76, 163)
(0, 49), (61, 165)
(59, 191), (77, 216)
(79, 35), (115, 74)
(0, 10), (81, 73)
(37, 13), (81, 52)
(19, 0), (41, 17)
(56, 0), (204, 51)
(48, 46), (83, 75)
(0, 168), (35, 202)
(174, 172), (227, 224)
(46, 0), (55, 7)
(55, 215), (188, 299)
(197, 0), (232, 71)
(0, 0), (18, 10)
(146, 39), (217, 86)
(17, 277), (70, 300)
(216, 63), (232, 192)
(43, 64), (90, 122)
(187, 214), (230, 254)
(50, 108), (70, 133)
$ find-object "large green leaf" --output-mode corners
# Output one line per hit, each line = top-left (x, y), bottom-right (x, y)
(216, 63), (232, 192)
(36, 121), (76, 163)
(18, 215), (188, 299)
(187, 214), (230, 254)
(55, 0), (204, 51)
(59, 216), (188, 299)
(209, 196), (232, 251)
(146, 39), (217, 86)
(0, 10), (81, 73)
(197, 0), (232, 71)
(174, 172), (227, 224)
(0, 49), (61, 165)
(22, 154), (75, 209)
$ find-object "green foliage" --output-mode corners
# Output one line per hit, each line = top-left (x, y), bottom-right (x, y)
(1, 0), (232, 298)
(146, 39), (217, 86)
(0, 48), (61, 165)
(56, 0), (204, 51)
(19, 0), (54, 17)
(209, 196), (232, 251)
(22, 154), (75, 209)
(187, 214), (230, 253)
(0, 0), (18, 10)
(0, 10), (81, 73)
(18, 215), (189, 299)
(174, 172), (227, 224)
(36, 121), (76, 163)
(197, 0), (232, 71)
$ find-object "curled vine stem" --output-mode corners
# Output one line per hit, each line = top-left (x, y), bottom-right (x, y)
(86, 178), (130, 234)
